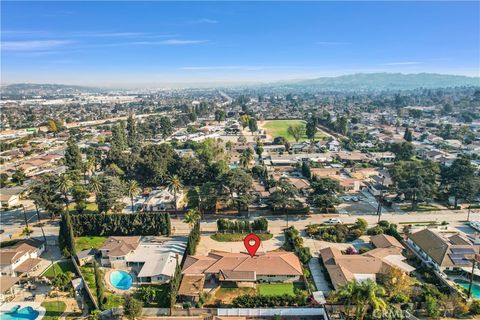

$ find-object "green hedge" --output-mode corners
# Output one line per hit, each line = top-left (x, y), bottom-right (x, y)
(66, 213), (171, 237)
(217, 218), (268, 233)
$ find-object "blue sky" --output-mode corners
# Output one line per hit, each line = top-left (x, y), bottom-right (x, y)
(1, 1), (479, 87)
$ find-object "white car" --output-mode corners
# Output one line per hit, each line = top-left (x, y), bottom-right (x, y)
(324, 218), (343, 225)
(470, 221), (480, 232)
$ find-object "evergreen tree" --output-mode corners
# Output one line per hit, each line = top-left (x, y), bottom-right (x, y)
(64, 137), (83, 171)
(126, 114), (138, 148)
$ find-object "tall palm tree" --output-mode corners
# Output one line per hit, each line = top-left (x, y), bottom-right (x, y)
(356, 280), (387, 320)
(57, 173), (73, 213)
(83, 157), (95, 184)
(183, 208), (201, 228)
(125, 180), (140, 213)
(332, 281), (356, 319)
(167, 175), (183, 213)
(240, 148), (254, 169)
(89, 175), (102, 202)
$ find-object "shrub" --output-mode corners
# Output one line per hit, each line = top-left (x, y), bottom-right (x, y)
(470, 300), (480, 315)
(348, 228), (363, 240)
(345, 247), (357, 255)
(298, 247), (312, 264)
(367, 226), (384, 235)
(378, 220), (390, 228)
(359, 247), (370, 254)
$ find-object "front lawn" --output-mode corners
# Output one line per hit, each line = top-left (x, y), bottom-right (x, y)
(43, 260), (77, 278)
(400, 204), (443, 212)
(41, 301), (66, 320)
(75, 236), (107, 251)
(211, 233), (273, 242)
(257, 283), (296, 296)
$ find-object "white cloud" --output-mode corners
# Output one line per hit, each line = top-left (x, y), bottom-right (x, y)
(2, 40), (74, 51)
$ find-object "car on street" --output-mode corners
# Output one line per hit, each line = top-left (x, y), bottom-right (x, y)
(324, 218), (343, 225)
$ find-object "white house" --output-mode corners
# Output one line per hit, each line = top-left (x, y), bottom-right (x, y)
(0, 239), (45, 277)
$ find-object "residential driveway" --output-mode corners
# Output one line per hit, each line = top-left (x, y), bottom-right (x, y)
(308, 258), (331, 294)
(196, 233), (284, 255)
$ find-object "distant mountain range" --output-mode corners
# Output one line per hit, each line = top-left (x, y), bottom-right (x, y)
(281, 73), (480, 91)
(2, 73), (480, 94)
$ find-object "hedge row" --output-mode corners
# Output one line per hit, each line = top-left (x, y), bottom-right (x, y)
(67, 213), (171, 237)
(217, 217), (268, 233)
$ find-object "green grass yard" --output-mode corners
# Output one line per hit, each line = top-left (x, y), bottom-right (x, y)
(75, 236), (107, 251)
(40, 301), (66, 320)
(43, 260), (77, 278)
(80, 264), (123, 310)
(262, 120), (325, 142)
(257, 283), (297, 296)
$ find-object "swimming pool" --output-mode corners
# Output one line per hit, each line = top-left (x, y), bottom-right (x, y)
(0, 305), (40, 320)
(110, 270), (133, 290)
(453, 278), (480, 298)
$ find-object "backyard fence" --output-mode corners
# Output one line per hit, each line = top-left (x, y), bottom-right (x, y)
(71, 256), (98, 310)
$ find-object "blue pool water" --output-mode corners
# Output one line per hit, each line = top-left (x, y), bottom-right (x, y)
(454, 279), (480, 298)
(0, 305), (39, 320)
(110, 270), (133, 290)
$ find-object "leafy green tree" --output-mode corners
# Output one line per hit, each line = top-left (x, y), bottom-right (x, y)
(268, 177), (299, 226)
(159, 116), (173, 139)
(64, 137), (83, 171)
(311, 178), (342, 195)
(219, 169), (253, 214)
(29, 174), (64, 219)
(11, 169), (26, 185)
(136, 144), (177, 186)
(306, 116), (318, 143)
(336, 116), (349, 135)
(425, 294), (440, 318)
(390, 160), (440, 209)
(441, 157), (480, 207)
(0, 173), (9, 187)
(248, 117), (258, 135)
(96, 176), (125, 213)
(72, 185), (88, 214)
(403, 127), (413, 142)
(126, 114), (138, 147)
(390, 141), (415, 161)
(239, 114), (251, 129)
(111, 122), (127, 151)
(309, 194), (339, 211)
(214, 110), (226, 123)
(138, 286), (156, 304)
(287, 124), (305, 142)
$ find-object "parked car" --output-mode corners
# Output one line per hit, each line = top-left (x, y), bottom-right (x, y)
(324, 218), (343, 225)
(351, 197), (360, 202)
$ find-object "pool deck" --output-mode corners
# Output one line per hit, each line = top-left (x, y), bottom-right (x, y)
(0, 302), (46, 319)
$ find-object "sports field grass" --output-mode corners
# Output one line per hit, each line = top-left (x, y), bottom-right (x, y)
(262, 120), (325, 142)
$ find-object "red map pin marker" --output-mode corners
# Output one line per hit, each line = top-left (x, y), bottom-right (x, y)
(244, 233), (261, 257)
